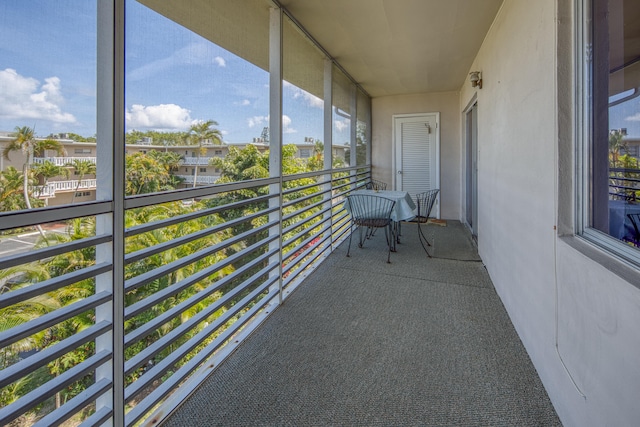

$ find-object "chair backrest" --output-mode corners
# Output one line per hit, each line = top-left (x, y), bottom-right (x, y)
(365, 179), (387, 191)
(628, 213), (640, 239)
(416, 189), (440, 220)
(347, 194), (395, 226)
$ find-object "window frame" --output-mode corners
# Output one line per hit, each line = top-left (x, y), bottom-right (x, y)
(576, 0), (640, 267)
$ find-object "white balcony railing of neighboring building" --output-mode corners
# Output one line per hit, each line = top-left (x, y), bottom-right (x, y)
(176, 174), (220, 185)
(32, 156), (97, 166)
(180, 157), (215, 166)
(34, 179), (98, 198)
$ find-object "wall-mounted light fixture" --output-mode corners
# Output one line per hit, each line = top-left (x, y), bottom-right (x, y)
(469, 71), (482, 89)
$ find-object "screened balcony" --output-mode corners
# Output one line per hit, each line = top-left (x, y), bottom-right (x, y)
(5, 0), (640, 426)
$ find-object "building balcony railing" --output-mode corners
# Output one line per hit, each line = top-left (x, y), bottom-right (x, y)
(0, 166), (369, 427)
(32, 156), (97, 166)
(181, 157), (215, 166)
(176, 174), (220, 185)
(33, 179), (98, 198)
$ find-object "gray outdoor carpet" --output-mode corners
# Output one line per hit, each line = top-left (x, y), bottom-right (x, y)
(162, 221), (561, 427)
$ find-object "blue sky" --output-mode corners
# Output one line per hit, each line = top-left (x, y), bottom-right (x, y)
(0, 0), (338, 144)
(2, 1), (638, 142)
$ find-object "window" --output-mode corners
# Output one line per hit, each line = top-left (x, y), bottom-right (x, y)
(214, 149), (222, 155)
(74, 148), (92, 154)
(199, 167), (207, 173)
(299, 148), (311, 158)
(579, 0), (640, 262)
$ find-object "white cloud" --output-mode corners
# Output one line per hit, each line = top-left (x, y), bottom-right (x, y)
(0, 68), (76, 124)
(128, 42), (221, 81)
(334, 119), (349, 132)
(282, 115), (296, 134)
(247, 114), (296, 134)
(125, 103), (193, 130)
(247, 115), (267, 128)
(234, 99), (251, 107)
(284, 81), (323, 108)
(626, 113), (640, 122)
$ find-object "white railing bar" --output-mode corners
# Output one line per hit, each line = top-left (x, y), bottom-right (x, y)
(283, 234), (332, 287)
(124, 242), (277, 330)
(282, 177), (330, 195)
(282, 169), (331, 182)
(0, 321), (111, 389)
(124, 261), (279, 378)
(124, 205), (277, 264)
(124, 193), (274, 237)
(282, 222), (331, 262)
(282, 196), (328, 222)
(0, 350), (111, 426)
(124, 177), (279, 210)
(124, 277), (278, 426)
(0, 201), (113, 231)
(283, 229), (331, 275)
(0, 263), (112, 309)
(33, 378), (111, 427)
(124, 247), (277, 349)
(0, 291), (112, 347)
(282, 207), (330, 241)
(78, 406), (112, 427)
(282, 188), (329, 210)
(124, 218), (278, 292)
(0, 234), (112, 270)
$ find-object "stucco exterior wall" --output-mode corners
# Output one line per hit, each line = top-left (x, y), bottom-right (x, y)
(458, 1), (640, 426)
(371, 92), (461, 219)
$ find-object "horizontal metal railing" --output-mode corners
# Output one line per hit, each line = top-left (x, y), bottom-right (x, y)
(0, 165), (371, 426)
(609, 168), (640, 202)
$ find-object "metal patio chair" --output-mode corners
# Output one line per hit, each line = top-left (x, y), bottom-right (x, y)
(628, 213), (640, 246)
(414, 189), (440, 257)
(365, 179), (387, 191)
(346, 194), (396, 263)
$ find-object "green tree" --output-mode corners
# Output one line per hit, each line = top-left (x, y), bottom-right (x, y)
(32, 160), (70, 204)
(0, 167), (28, 212)
(188, 120), (223, 188)
(2, 126), (65, 239)
(68, 159), (96, 203)
(125, 152), (178, 195)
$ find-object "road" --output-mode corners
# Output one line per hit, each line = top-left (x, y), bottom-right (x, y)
(0, 226), (67, 259)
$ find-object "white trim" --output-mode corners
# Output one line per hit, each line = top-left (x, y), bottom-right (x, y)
(392, 112), (441, 218)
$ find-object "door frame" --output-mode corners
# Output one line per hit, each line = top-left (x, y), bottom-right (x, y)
(463, 98), (478, 239)
(392, 112), (441, 218)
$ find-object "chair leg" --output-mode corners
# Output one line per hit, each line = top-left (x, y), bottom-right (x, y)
(417, 221), (432, 258)
(358, 224), (365, 248)
(385, 224), (392, 263)
(346, 222), (353, 257)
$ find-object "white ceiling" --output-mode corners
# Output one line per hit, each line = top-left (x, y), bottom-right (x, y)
(278, 0), (504, 97)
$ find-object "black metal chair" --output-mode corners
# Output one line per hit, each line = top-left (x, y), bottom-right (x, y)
(627, 213), (640, 246)
(346, 194), (396, 263)
(365, 179), (387, 191)
(414, 189), (440, 257)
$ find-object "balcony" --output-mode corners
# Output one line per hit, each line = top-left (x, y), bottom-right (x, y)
(180, 158), (215, 166)
(161, 219), (561, 426)
(32, 157), (97, 166)
(176, 174), (220, 185)
(33, 179), (97, 198)
(0, 168), (560, 426)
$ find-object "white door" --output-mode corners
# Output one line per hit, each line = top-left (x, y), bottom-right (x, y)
(394, 113), (440, 217)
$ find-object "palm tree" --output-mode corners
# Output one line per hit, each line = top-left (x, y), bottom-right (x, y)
(188, 120), (222, 188)
(3, 126), (65, 240)
(0, 167), (27, 212)
(68, 159), (96, 203)
(32, 160), (70, 204)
